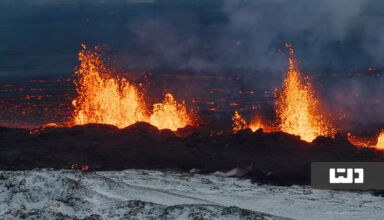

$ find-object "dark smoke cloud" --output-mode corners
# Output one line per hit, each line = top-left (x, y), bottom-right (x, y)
(220, 0), (366, 70)
(217, 0), (384, 130)
(0, 0), (381, 76)
(120, 0), (373, 71)
(116, 0), (382, 91)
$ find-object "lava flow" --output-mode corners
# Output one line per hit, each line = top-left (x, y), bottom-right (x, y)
(71, 44), (194, 131)
(275, 44), (335, 142)
(348, 131), (384, 150)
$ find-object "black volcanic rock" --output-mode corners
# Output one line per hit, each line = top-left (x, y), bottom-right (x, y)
(0, 124), (383, 186)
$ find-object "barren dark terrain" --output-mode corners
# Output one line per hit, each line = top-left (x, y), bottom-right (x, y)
(1, 123), (383, 186)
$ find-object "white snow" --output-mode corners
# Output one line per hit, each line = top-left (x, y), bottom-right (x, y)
(0, 169), (383, 219)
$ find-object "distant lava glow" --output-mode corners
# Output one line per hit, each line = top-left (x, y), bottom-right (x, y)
(71, 44), (194, 131)
(275, 44), (335, 142)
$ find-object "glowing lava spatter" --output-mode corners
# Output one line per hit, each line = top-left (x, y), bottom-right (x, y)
(248, 117), (265, 132)
(275, 44), (335, 142)
(149, 93), (193, 130)
(232, 111), (268, 133)
(72, 44), (194, 131)
(232, 111), (247, 133)
(72, 45), (147, 128)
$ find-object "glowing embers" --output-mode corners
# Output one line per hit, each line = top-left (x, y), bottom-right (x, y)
(72, 44), (194, 131)
(275, 44), (335, 142)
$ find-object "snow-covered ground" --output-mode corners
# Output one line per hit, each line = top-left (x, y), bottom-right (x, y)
(0, 169), (382, 219)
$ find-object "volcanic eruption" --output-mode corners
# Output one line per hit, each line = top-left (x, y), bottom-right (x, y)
(3, 2), (384, 219)
(71, 44), (194, 131)
(2, 43), (384, 190)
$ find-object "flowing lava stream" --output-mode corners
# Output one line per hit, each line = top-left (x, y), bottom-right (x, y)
(71, 44), (194, 131)
(348, 132), (384, 150)
(275, 44), (335, 142)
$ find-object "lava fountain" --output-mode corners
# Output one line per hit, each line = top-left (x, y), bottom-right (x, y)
(275, 44), (335, 142)
(72, 44), (194, 131)
(248, 116), (266, 132)
(232, 111), (270, 133)
(72, 45), (147, 128)
(149, 93), (192, 130)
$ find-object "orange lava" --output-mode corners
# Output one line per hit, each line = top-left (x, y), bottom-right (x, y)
(232, 111), (247, 133)
(275, 44), (335, 142)
(29, 122), (59, 135)
(348, 131), (384, 150)
(149, 93), (192, 130)
(376, 132), (384, 149)
(232, 111), (269, 133)
(248, 116), (265, 132)
(72, 44), (194, 131)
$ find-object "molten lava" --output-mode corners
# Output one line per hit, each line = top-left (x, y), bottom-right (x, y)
(72, 44), (194, 131)
(232, 111), (269, 133)
(232, 111), (247, 133)
(248, 117), (264, 132)
(275, 44), (335, 142)
(376, 132), (384, 149)
(72, 45), (147, 128)
(149, 93), (192, 130)
(348, 131), (384, 150)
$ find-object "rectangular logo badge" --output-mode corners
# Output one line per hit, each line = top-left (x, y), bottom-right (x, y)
(311, 162), (384, 189)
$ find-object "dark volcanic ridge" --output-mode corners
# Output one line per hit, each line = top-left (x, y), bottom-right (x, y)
(1, 122), (383, 186)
